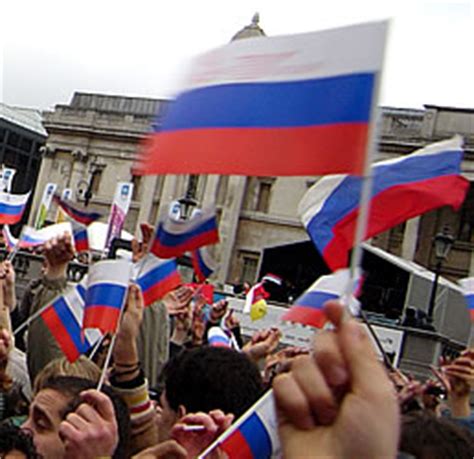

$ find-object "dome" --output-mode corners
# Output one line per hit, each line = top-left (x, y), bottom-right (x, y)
(231, 12), (266, 41)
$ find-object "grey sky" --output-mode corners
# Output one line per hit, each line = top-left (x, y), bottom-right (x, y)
(1, 0), (472, 111)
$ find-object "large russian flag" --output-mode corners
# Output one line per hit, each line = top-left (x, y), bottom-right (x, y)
(459, 277), (474, 322)
(282, 269), (360, 328)
(136, 21), (387, 177)
(41, 283), (102, 362)
(191, 246), (217, 282)
(0, 191), (30, 225)
(83, 259), (132, 333)
(135, 254), (182, 307)
(198, 390), (279, 459)
(54, 195), (102, 226)
(151, 207), (219, 259)
(299, 137), (470, 271)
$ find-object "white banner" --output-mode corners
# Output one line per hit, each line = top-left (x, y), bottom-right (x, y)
(0, 168), (16, 192)
(104, 182), (134, 250)
(35, 183), (57, 229)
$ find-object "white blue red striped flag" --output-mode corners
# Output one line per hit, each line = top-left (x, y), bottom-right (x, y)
(83, 259), (132, 333)
(137, 21), (387, 178)
(41, 282), (101, 362)
(299, 137), (469, 271)
(198, 390), (280, 459)
(151, 207), (219, 259)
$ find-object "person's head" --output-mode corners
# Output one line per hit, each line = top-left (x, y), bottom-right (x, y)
(33, 356), (101, 394)
(22, 376), (130, 459)
(400, 411), (474, 458)
(0, 423), (39, 459)
(159, 346), (263, 440)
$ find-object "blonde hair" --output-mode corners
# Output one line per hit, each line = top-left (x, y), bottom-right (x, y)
(34, 356), (101, 394)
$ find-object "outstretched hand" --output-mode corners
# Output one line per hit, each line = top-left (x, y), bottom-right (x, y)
(273, 301), (400, 459)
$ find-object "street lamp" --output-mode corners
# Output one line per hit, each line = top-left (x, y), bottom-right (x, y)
(427, 226), (455, 320)
(177, 175), (198, 220)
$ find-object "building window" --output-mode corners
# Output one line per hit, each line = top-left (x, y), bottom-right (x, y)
(255, 180), (272, 213)
(240, 252), (259, 284)
(90, 169), (102, 195)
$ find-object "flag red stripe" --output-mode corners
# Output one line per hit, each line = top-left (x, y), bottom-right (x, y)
(281, 305), (327, 329)
(136, 124), (368, 176)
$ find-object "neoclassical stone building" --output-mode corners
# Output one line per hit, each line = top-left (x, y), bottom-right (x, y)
(32, 16), (473, 287)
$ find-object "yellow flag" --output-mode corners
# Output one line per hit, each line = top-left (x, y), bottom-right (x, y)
(250, 299), (268, 321)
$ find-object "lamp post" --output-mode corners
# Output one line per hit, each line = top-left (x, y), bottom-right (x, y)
(177, 175), (198, 220)
(427, 226), (454, 320)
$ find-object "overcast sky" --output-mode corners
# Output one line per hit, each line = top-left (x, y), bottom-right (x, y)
(1, 0), (472, 111)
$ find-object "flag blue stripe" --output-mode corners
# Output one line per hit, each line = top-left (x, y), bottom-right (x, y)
(240, 412), (273, 459)
(307, 150), (463, 252)
(138, 260), (177, 292)
(209, 334), (230, 346)
(51, 297), (89, 353)
(156, 218), (217, 247)
(85, 284), (127, 310)
(295, 291), (339, 308)
(158, 73), (374, 131)
(196, 250), (213, 277)
(0, 202), (25, 216)
(465, 294), (474, 310)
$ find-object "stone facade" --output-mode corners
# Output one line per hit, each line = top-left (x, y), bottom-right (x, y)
(35, 93), (473, 286)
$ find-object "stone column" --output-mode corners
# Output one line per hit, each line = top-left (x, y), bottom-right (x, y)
(469, 249), (474, 277)
(155, 175), (180, 224)
(135, 175), (158, 233)
(216, 176), (247, 285)
(401, 217), (420, 261)
(202, 175), (220, 208)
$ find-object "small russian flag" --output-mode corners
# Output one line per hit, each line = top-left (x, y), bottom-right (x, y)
(198, 390), (280, 459)
(54, 195), (102, 226)
(282, 269), (360, 328)
(207, 327), (232, 348)
(0, 191), (30, 225)
(83, 259), (132, 333)
(459, 277), (474, 322)
(191, 246), (217, 282)
(151, 207), (219, 259)
(135, 254), (181, 307)
(41, 283), (102, 362)
(71, 221), (89, 253)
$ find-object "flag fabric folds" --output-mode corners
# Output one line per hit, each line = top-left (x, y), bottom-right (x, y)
(191, 246), (217, 282)
(0, 191), (30, 225)
(2, 225), (18, 251)
(54, 195), (103, 226)
(135, 254), (182, 307)
(299, 137), (470, 271)
(83, 260), (132, 333)
(151, 207), (219, 259)
(199, 390), (280, 459)
(459, 277), (474, 321)
(71, 221), (89, 253)
(282, 269), (359, 328)
(136, 21), (387, 177)
(20, 223), (72, 249)
(41, 283), (101, 362)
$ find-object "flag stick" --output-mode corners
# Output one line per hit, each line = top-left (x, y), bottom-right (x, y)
(6, 226), (25, 263)
(197, 389), (274, 459)
(13, 301), (52, 335)
(88, 334), (105, 361)
(97, 332), (117, 391)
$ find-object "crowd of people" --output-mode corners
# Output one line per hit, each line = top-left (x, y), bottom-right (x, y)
(0, 228), (472, 458)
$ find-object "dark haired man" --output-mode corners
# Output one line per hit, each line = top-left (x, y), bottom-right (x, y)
(22, 376), (130, 459)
